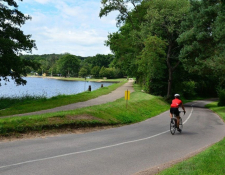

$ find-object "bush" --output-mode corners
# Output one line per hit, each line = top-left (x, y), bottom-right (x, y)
(218, 89), (225, 106)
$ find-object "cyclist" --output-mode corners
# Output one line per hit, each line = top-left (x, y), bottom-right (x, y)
(170, 94), (186, 132)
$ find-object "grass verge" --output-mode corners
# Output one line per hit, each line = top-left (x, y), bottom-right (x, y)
(158, 101), (225, 175)
(0, 80), (127, 117)
(0, 84), (170, 137)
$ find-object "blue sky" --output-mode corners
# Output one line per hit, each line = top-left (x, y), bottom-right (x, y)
(17, 0), (119, 56)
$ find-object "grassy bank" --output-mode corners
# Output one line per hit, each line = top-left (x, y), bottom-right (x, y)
(0, 84), (170, 137)
(0, 80), (127, 117)
(29, 76), (127, 82)
(159, 101), (225, 175)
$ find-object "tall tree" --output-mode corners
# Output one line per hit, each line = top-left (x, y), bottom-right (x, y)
(137, 36), (167, 94)
(101, 0), (190, 98)
(100, 0), (143, 28)
(140, 0), (190, 98)
(57, 54), (80, 77)
(178, 0), (225, 89)
(100, 0), (147, 77)
(0, 0), (38, 86)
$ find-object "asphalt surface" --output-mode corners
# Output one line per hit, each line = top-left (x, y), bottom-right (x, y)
(0, 99), (225, 175)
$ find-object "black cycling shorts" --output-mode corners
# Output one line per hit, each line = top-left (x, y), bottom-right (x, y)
(170, 108), (180, 117)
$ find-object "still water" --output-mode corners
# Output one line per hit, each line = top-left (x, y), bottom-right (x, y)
(0, 77), (114, 98)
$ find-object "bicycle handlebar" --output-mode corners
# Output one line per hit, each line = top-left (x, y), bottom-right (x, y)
(179, 111), (186, 115)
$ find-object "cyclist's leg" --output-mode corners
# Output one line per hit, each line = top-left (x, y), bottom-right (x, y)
(169, 108), (173, 119)
(174, 108), (180, 129)
(176, 116), (180, 129)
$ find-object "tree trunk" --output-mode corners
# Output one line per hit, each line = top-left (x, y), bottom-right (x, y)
(166, 44), (172, 99)
(167, 68), (172, 99)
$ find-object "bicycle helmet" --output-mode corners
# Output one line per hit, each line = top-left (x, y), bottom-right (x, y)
(174, 94), (180, 97)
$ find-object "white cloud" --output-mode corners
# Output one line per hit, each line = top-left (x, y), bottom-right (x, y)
(34, 0), (51, 4)
(19, 0), (118, 56)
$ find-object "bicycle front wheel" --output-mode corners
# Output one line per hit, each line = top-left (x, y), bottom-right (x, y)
(170, 118), (176, 135)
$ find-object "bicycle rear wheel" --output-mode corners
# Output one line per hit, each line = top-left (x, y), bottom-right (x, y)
(170, 118), (176, 135)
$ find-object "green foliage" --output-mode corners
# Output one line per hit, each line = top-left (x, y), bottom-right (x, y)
(137, 35), (167, 94)
(178, 0), (225, 77)
(142, 0), (190, 98)
(79, 67), (88, 78)
(218, 89), (225, 106)
(0, 0), (39, 86)
(177, 0), (225, 97)
(99, 0), (143, 27)
(57, 54), (80, 77)
(20, 53), (120, 78)
(182, 81), (197, 98)
(101, 0), (190, 97)
(99, 67), (121, 79)
(100, 0), (223, 99)
(84, 54), (114, 68)
(99, 66), (112, 78)
(101, 1), (147, 77)
(91, 66), (100, 77)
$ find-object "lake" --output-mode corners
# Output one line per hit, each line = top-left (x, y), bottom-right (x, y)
(0, 77), (114, 98)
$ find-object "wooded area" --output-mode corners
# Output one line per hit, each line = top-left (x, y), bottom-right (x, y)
(100, 0), (225, 99)
(20, 53), (123, 79)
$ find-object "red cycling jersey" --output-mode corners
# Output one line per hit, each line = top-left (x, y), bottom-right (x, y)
(170, 98), (182, 108)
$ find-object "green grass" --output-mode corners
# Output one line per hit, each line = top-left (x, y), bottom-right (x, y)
(158, 101), (225, 175)
(0, 84), (170, 136)
(0, 95), (47, 110)
(33, 76), (126, 82)
(0, 80), (127, 117)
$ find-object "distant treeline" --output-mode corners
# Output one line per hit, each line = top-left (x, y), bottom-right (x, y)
(20, 53), (124, 79)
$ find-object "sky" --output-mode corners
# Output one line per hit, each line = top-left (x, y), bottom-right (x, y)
(17, 0), (119, 57)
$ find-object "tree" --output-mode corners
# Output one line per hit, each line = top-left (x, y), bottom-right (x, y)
(100, 0), (143, 28)
(178, 0), (225, 91)
(137, 36), (167, 94)
(79, 67), (88, 78)
(140, 0), (190, 98)
(100, 0), (147, 77)
(0, 0), (39, 86)
(57, 54), (80, 77)
(85, 54), (114, 68)
(100, 0), (190, 98)
(91, 66), (100, 77)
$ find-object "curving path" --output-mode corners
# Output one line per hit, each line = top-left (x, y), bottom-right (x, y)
(0, 99), (224, 175)
(5, 80), (134, 117)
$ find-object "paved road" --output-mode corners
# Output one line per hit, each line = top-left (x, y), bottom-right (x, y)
(0, 99), (224, 175)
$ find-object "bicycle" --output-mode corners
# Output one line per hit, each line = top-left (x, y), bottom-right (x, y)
(170, 111), (185, 135)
